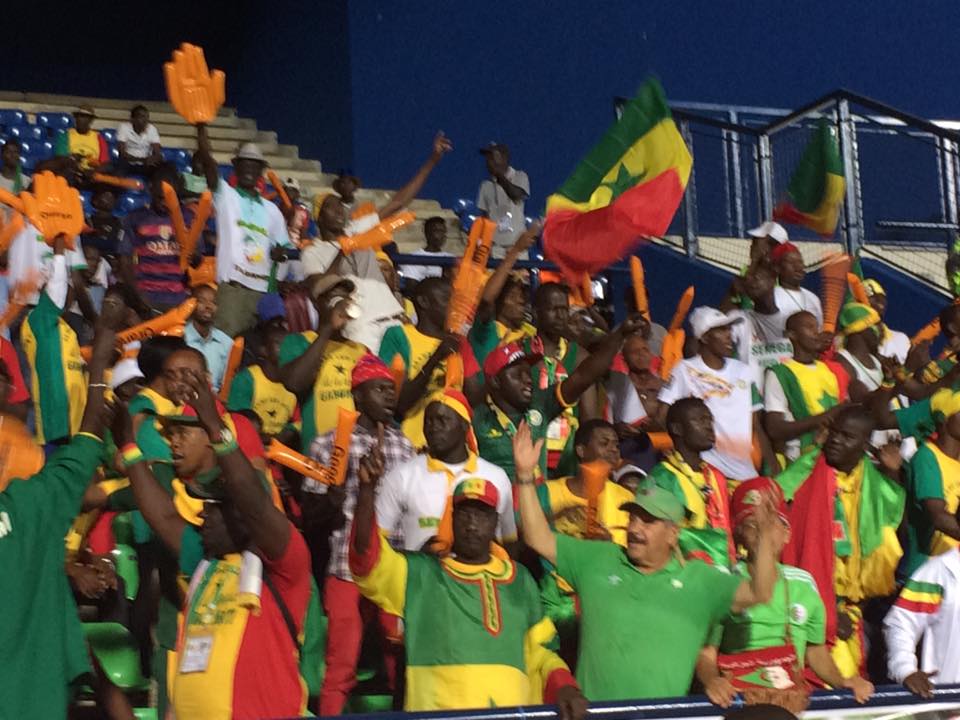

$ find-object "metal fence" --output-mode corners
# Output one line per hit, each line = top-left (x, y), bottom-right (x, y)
(616, 90), (960, 292)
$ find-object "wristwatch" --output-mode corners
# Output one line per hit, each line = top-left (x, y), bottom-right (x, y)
(210, 424), (234, 446)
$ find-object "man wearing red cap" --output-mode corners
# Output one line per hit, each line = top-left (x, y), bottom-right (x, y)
(695, 477), (873, 709)
(351, 455), (587, 715)
(474, 315), (646, 484)
(304, 353), (414, 716)
(376, 388), (516, 552)
(771, 243), (823, 335)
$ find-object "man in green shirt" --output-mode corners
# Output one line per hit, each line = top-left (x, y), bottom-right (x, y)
(0, 313), (118, 718)
(514, 422), (780, 701)
(473, 314), (645, 483)
(695, 477), (873, 709)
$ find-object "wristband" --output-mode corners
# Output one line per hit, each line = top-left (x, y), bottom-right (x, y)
(89, 383), (109, 390)
(213, 438), (239, 456)
(120, 443), (145, 469)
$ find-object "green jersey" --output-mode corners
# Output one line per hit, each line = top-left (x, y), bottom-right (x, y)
(0, 434), (104, 719)
(555, 534), (742, 700)
(904, 441), (960, 575)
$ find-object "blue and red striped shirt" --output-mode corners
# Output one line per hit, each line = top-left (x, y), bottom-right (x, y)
(119, 207), (200, 309)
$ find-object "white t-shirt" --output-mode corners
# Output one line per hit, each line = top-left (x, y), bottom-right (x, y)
(116, 122), (161, 159)
(477, 167), (530, 252)
(605, 371), (648, 426)
(881, 328), (911, 364)
(763, 367), (806, 462)
(213, 183), (292, 293)
(658, 355), (761, 481)
(8, 223), (87, 306)
(400, 248), (454, 282)
(730, 308), (794, 393)
(375, 453), (518, 552)
(772, 286), (823, 334)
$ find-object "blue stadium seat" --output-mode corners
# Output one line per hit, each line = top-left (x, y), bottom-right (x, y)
(162, 147), (190, 170)
(35, 112), (73, 134)
(6, 125), (43, 142)
(110, 145), (120, 162)
(0, 109), (27, 130)
(115, 191), (148, 217)
(34, 141), (54, 162)
(100, 128), (116, 144)
(80, 190), (93, 216)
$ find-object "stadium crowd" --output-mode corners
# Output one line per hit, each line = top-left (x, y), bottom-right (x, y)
(2, 102), (960, 720)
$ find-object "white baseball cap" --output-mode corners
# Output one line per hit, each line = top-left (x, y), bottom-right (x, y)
(110, 358), (145, 390)
(234, 143), (266, 163)
(747, 220), (789, 244)
(283, 177), (301, 192)
(689, 306), (743, 340)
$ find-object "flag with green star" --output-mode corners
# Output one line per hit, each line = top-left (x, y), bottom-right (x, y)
(543, 77), (692, 282)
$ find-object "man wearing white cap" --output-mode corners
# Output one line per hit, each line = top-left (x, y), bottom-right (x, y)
(109, 357), (145, 402)
(658, 307), (776, 481)
(746, 220), (789, 264)
(196, 126), (293, 336)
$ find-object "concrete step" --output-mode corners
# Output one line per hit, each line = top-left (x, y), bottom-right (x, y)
(145, 122), (260, 141)
(0, 100), (242, 129)
(0, 91), (236, 118)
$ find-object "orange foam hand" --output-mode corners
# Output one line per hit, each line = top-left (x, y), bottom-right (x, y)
(338, 212), (416, 255)
(0, 187), (24, 214)
(266, 170), (292, 210)
(117, 299), (196, 346)
(630, 256), (650, 320)
(218, 337), (246, 401)
(164, 43), (226, 125)
(323, 408), (359, 486)
(0, 211), (24, 255)
(19, 172), (83, 247)
(160, 181), (188, 246)
(446, 217), (495, 335)
(180, 191), (212, 270)
(90, 173), (144, 192)
(265, 439), (330, 484)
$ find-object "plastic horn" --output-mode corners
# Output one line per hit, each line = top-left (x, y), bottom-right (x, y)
(160, 182), (188, 247)
(0, 212), (24, 255)
(820, 254), (851, 334)
(668, 286), (695, 332)
(218, 337), (246, 401)
(266, 170), (292, 211)
(446, 217), (495, 335)
(630, 256), (650, 320)
(180, 191), (213, 270)
(323, 408), (359, 486)
(582, 459), (611, 539)
(339, 212), (416, 255)
(265, 439), (330, 484)
(846, 273), (870, 305)
(90, 173), (144, 191)
(116, 299), (196, 346)
(0, 187), (24, 213)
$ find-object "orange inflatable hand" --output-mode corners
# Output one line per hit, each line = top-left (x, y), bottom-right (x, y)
(0, 187), (24, 214)
(630, 256), (650, 320)
(180, 191), (212, 270)
(160, 182), (188, 246)
(339, 212), (416, 255)
(90, 173), (144, 192)
(188, 256), (217, 289)
(266, 439), (330, 484)
(324, 408), (359, 486)
(164, 43), (226, 125)
(266, 170), (291, 211)
(0, 211), (24, 255)
(117, 299), (196, 346)
(19, 171), (83, 247)
(668, 286), (695, 332)
(218, 337), (246, 401)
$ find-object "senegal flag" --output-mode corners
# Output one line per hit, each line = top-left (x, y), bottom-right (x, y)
(774, 118), (845, 236)
(543, 78), (692, 281)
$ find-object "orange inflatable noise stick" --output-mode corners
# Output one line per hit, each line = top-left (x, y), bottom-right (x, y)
(117, 299), (196, 346)
(582, 459), (611, 539)
(659, 328), (685, 380)
(180, 191), (212, 270)
(0, 211), (24, 255)
(819, 253), (851, 334)
(912, 316), (942, 347)
(668, 286), (695, 333)
(630, 256), (650, 320)
(266, 170), (291, 211)
(90, 173), (144, 192)
(161, 181), (188, 245)
(265, 439), (330, 484)
(218, 337), (246, 402)
(846, 273), (870, 306)
(569, 274), (593, 308)
(324, 408), (359, 486)
(0, 187), (24, 214)
(445, 353), (464, 390)
(446, 217), (495, 335)
(390, 354), (406, 393)
(339, 212), (416, 255)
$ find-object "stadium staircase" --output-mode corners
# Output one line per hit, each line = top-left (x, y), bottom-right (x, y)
(0, 91), (461, 251)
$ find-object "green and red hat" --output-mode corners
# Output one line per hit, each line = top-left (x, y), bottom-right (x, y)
(483, 341), (542, 378)
(730, 477), (788, 528)
(452, 477), (499, 510)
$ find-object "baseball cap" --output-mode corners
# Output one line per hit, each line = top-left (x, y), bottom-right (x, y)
(257, 292), (286, 324)
(613, 463), (647, 484)
(863, 278), (885, 298)
(619, 484), (686, 524)
(689, 306), (743, 340)
(110, 358), (144, 390)
(730, 477), (788, 528)
(747, 221), (788, 244)
(74, 104), (96, 118)
(283, 177), (301, 192)
(452, 478), (499, 510)
(234, 143), (266, 163)
(309, 274), (355, 301)
(479, 141), (509, 156)
(482, 341), (542, 378)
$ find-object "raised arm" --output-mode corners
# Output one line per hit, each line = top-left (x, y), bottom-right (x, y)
(186, 370), (291, 560)
(558, 315), (646, 404)
(394, 333), (460, 417)
(280, 299), (350, 395)
(196, 124), (219, 192)
(514, 421), (556, 565)
(377, 132), (452, 219)
(729, 494), (778, 613)
(475, 225), (538, 321)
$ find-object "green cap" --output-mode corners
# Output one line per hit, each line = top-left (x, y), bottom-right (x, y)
(619, 485), (686, 524)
